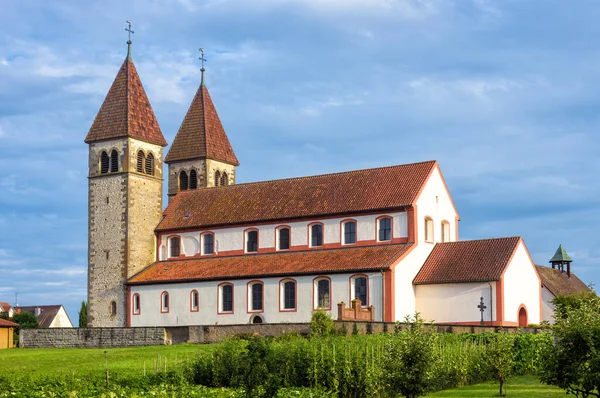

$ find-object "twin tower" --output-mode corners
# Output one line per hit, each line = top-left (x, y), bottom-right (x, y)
(84, 42), (239, 327)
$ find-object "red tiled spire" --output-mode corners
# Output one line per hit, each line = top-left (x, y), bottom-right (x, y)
(84, 44), (167, 146)
(164, 77), (239, 165)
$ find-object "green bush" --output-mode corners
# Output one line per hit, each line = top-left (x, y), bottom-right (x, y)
(308, 310), (334, 339)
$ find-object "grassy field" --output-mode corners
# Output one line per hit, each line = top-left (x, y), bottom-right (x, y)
(0, 344), (209, 379)
(429, 376), (565, 397)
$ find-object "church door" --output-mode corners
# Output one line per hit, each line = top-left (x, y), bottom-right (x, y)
(518, 307), (527, 327)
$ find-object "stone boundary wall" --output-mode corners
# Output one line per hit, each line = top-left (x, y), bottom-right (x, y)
(20, 327), (166, 348)
(20, 322), (542, 348)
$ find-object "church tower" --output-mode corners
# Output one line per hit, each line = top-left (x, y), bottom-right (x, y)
(164, 53), (239, 199)
(85, 37), (167, 327)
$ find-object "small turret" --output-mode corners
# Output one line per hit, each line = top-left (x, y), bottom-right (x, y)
(549, 244), (573, 277)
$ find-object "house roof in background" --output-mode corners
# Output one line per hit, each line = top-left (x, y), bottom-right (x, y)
(0, 318), (18, 328)
(0, 302), (12, 312)
(535, 265), (590, 297)
(129, 243), (413, 284)
(18, 305), (70, 328)
(156, 161), (437, 231)
(413, 237), (522, 284)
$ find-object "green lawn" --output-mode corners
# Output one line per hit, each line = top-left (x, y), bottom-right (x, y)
(428, 376), (565, 397)
(0, 344), (209, 379)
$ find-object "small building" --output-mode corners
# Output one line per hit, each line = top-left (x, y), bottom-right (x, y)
(18, 305), (73, 328)
(0, 318), (18, 349)
(536, 245), (590, 323)
(0, 302), (14, 318)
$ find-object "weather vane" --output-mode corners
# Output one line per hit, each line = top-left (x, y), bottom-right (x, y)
(125, 20), (134, 42)
(199, 48), (207, 71)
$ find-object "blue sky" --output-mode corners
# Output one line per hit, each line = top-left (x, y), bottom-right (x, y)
(1, 0), (598, 322)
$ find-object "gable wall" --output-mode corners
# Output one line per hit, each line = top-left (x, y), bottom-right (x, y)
(502, 241), (541, 325)
(48, 307), (73, 328)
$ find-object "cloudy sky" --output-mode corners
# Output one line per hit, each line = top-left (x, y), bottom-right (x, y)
(1, 0), (599, 322)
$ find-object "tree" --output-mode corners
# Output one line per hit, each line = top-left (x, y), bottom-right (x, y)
(308, 310), (335, 339)
(383, 313), (437, 398)
(540, 293), (600, 397)
(78, 301), (88, 328)
(12, 311), (39, 329)
(486, 332), (515, 396)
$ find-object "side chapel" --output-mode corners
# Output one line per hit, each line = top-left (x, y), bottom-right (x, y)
(85, 39), (586, 328)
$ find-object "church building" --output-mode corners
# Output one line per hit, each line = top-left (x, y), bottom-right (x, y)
(85, 39), (584, 329)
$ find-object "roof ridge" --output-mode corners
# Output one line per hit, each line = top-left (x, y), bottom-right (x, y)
(435, 236), (521, 245)
(175, 160), (437, 195)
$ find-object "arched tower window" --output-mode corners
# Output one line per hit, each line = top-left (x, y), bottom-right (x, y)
(145, 153), (154, 175)
(110, 150), (119, 173)
(100, 151), (110, 174)
(220, 172), (228, 186)
(179, 171), (189, 191)
(189, 169), (198, 189)
(110, 300), (117, 316)
(214, 171), (221, 187)
(136, 151), (145, 173)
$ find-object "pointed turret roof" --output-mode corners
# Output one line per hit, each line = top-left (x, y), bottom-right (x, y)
(164, 77), (239, 165)
(549, 244), (573, 263)
(84, 43), (167, 146)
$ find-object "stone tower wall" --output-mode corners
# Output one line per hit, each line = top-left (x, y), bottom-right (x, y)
(167, 159), (207, 199)
(88, 138), (164, 327)
(88, 139), (128, 327)
(206, 159), (236, 188)
(126, 139), (163, 279)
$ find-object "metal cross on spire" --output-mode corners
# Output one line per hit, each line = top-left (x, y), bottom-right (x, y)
(199, 48), (207, 85)
(125, 20), (135, 42)
(477, 297), (487, 326)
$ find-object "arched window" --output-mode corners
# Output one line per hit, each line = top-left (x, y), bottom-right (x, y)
(145, 153), (154, 175)
(378, 217), (392, 242)
(425, 217), (434, 243)
(190, 290), (199, 312)
(343, 220), (357, 245)
(441, 221), (450, 243)
(220, 172), (228, 186)
(248, 281), (264, 312)
(202, 233), (214, 255)
(310, 223), (323, 247)
(219, 283), (234, 313)
(179, 171), (189, 191)
(246, 230), (258, 253)
(100, 151), (110, 174)
(351, 275), (368, 306)
(214, 171), (221, 187)
(189, 169), (198, 189)
(280, 279), (296, 311)
(110, 150), (119, 173)
(169, 236), (181, 258)
(314, 277), (331, 310)
(278, 227), (290, 251)
(251, 315), (263, 324)
(132, 294), (141, 315)
(110, 300), (117, 316)
(161, 291), (169, 313)
(136, 150), (145, 173)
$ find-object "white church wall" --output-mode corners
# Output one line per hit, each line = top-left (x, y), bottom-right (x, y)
(415, 282), (497, 323)
(158, 212), (408, 258)
(129, 272), (383, 326)
(502, 241), (541, 325)
(393, 165), (458, 321)
(541, 287), (555, 323)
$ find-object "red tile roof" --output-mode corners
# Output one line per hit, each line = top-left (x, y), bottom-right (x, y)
(535, 265), (590, 297)
(164, 82), (239, 165)
(129, 244), (413, 284)
(156, 161), (437, 231)
(0, 318), (18, 328)
(0, 302), (11, 312)
(413, 237), (522, 285)
(84, 53), (167, 146)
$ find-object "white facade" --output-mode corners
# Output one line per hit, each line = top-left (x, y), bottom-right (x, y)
(541, 287), (555, 323)
(49, 307), (74, 328)
(130, 272), (383, 326)
(502, 241), (541, 325)
(415, 282), (497, 324)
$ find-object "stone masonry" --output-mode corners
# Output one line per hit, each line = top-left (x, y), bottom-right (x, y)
(88, 138), (163, 327)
